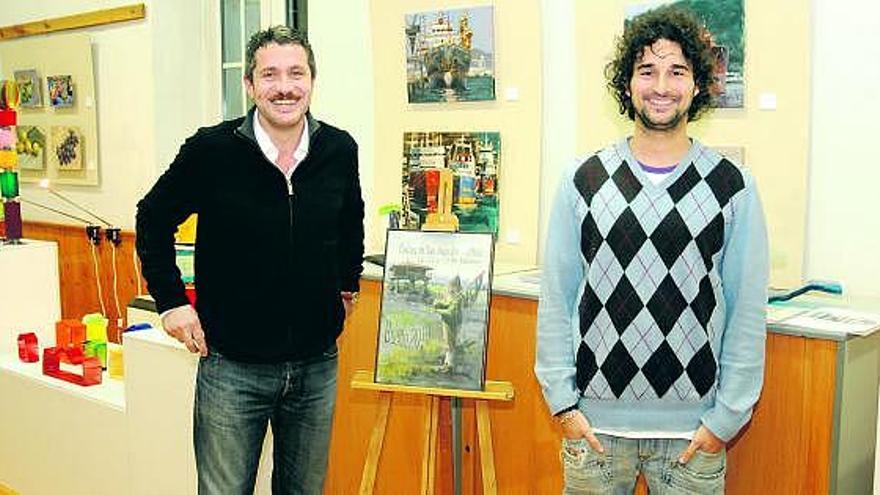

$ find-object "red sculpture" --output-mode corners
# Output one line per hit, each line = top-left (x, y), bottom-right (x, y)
(42, 347), (102, 386)
(17, 332), (39, 362)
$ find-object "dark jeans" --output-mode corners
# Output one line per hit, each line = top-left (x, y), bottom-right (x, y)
(194, 345), (338, 495)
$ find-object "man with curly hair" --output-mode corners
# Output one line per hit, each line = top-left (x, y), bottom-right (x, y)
(536, 6), (768, 494)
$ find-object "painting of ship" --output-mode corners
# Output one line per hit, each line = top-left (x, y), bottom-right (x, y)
(402, 131), (501, 233)
(405, 7), (495, 103)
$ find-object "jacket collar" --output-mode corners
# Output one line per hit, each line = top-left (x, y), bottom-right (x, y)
(237, 106), (321, 145)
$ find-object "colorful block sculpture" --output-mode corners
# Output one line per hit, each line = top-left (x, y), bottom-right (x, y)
(42, 346), (102, 386)
(58, 344), (84, 365)
(0, 82), (21, 244)
(56, 319), (86, 348)
(82, 313), (108, 343)
(17, 332), (39, 362)
(107, 343), (124, 380)
(84, 340), (107, 368)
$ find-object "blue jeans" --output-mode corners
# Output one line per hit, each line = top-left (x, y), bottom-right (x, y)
(561, 434), (726, 494)
(194, 345), (339, 495)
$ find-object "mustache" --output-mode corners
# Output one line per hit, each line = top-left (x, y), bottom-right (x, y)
(269, 92), (300, 101)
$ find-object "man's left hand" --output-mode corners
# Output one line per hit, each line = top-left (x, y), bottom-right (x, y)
(341, 292), (357, 319)
(678, 424), (725, 464)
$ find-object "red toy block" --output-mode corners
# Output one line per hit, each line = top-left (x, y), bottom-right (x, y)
(42, 347), (61, 374)
(17, 333), (39, 362)
(0, 110), (16, 126)
(42, 347), (103, 386)
(59, 345), (85, 365)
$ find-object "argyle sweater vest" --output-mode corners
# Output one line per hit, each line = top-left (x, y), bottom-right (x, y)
(573, 141), (745, 402)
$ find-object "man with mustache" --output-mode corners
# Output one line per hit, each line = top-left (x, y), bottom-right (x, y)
(535, 7), (768, 494)
(136, 26), (364, 494)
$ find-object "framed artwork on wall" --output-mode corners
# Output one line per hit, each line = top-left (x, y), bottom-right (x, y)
(2, 32), (100, 185)
(47, 75), (75, 108)
(405, 6), (495, 103)
(49, 126), (83, 171)
(16, 126), (46, 170)
(401, 131), (500, 234)
(14, 70), (42, 108)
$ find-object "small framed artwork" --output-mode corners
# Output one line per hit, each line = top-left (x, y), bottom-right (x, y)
(50, 126), (83, 171)
(14, 69), (42, 108)
(405, 6), (496, 103)
(402, 131), (501, 234)
(47, 75), (75, 108)
(375, 230), (494, 391)
(16, 126), (46, 170)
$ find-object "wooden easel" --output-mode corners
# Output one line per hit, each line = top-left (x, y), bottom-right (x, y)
(351, 370), (514, 495)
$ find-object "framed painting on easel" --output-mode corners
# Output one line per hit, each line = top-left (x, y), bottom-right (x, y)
(374, 229), (494, 391)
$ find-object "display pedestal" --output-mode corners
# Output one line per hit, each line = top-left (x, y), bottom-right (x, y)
(0, 240), (61, 354)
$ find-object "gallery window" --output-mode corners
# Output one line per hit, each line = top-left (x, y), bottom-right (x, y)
(221, 0), (308, 120)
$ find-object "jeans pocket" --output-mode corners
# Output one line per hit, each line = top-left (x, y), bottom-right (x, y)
(322, 343), (339, 359)
(668, 448), (726, 494)
(560, 438), (613, 492)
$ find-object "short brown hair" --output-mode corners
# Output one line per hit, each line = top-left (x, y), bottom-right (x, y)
(244, 25), (316, 81)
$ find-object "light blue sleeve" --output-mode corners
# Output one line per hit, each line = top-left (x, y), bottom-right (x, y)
(535, 167), (585, 415)
(701, 174), (769, 441)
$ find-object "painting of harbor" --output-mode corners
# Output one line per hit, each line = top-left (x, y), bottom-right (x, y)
(405, 6), (495, 103)
(401, 131), (500, 234)
(626, 0), (744, 108)
(375, 230), (494, 391)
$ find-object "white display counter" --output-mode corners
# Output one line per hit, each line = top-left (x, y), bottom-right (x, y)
(0, 240), (61, 355)
(125, 302), (274, 495)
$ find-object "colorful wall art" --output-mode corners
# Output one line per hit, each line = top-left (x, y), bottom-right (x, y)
(47, 75), (75, 108)
(405, 6), (495, 103)
(16, 126), (45, 170)
(50, 126), (83, 170)
(402, 131), (500, 234)
(14, 69), (42, 108)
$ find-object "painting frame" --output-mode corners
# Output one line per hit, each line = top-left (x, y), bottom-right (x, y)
(405, 6), (496, 104)
(374, 229), (495, 391)
(14, 69), (42, 108)
(402, 131), (501, 234)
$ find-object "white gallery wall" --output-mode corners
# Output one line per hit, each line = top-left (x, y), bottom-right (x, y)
(308, 0), (377, 251)
(804, 0), (880, 297)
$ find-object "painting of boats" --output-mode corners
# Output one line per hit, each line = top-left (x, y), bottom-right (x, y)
(405, 6), (495, 103)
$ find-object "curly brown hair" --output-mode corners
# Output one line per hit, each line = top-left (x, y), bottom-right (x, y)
(605, 5), (716, 122)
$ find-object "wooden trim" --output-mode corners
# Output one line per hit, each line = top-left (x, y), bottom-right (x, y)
(351, 370), (514, 401)
(0, 4), (145, 40)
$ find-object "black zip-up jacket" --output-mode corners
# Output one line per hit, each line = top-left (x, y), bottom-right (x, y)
(136, 109), (364, 362)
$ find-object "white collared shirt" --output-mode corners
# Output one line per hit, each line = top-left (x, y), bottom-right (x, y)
(253, 110), (310, 195)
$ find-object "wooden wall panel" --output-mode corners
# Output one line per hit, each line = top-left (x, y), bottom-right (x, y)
(15, 221), (145, 343)
(802, 339), (837, 495)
